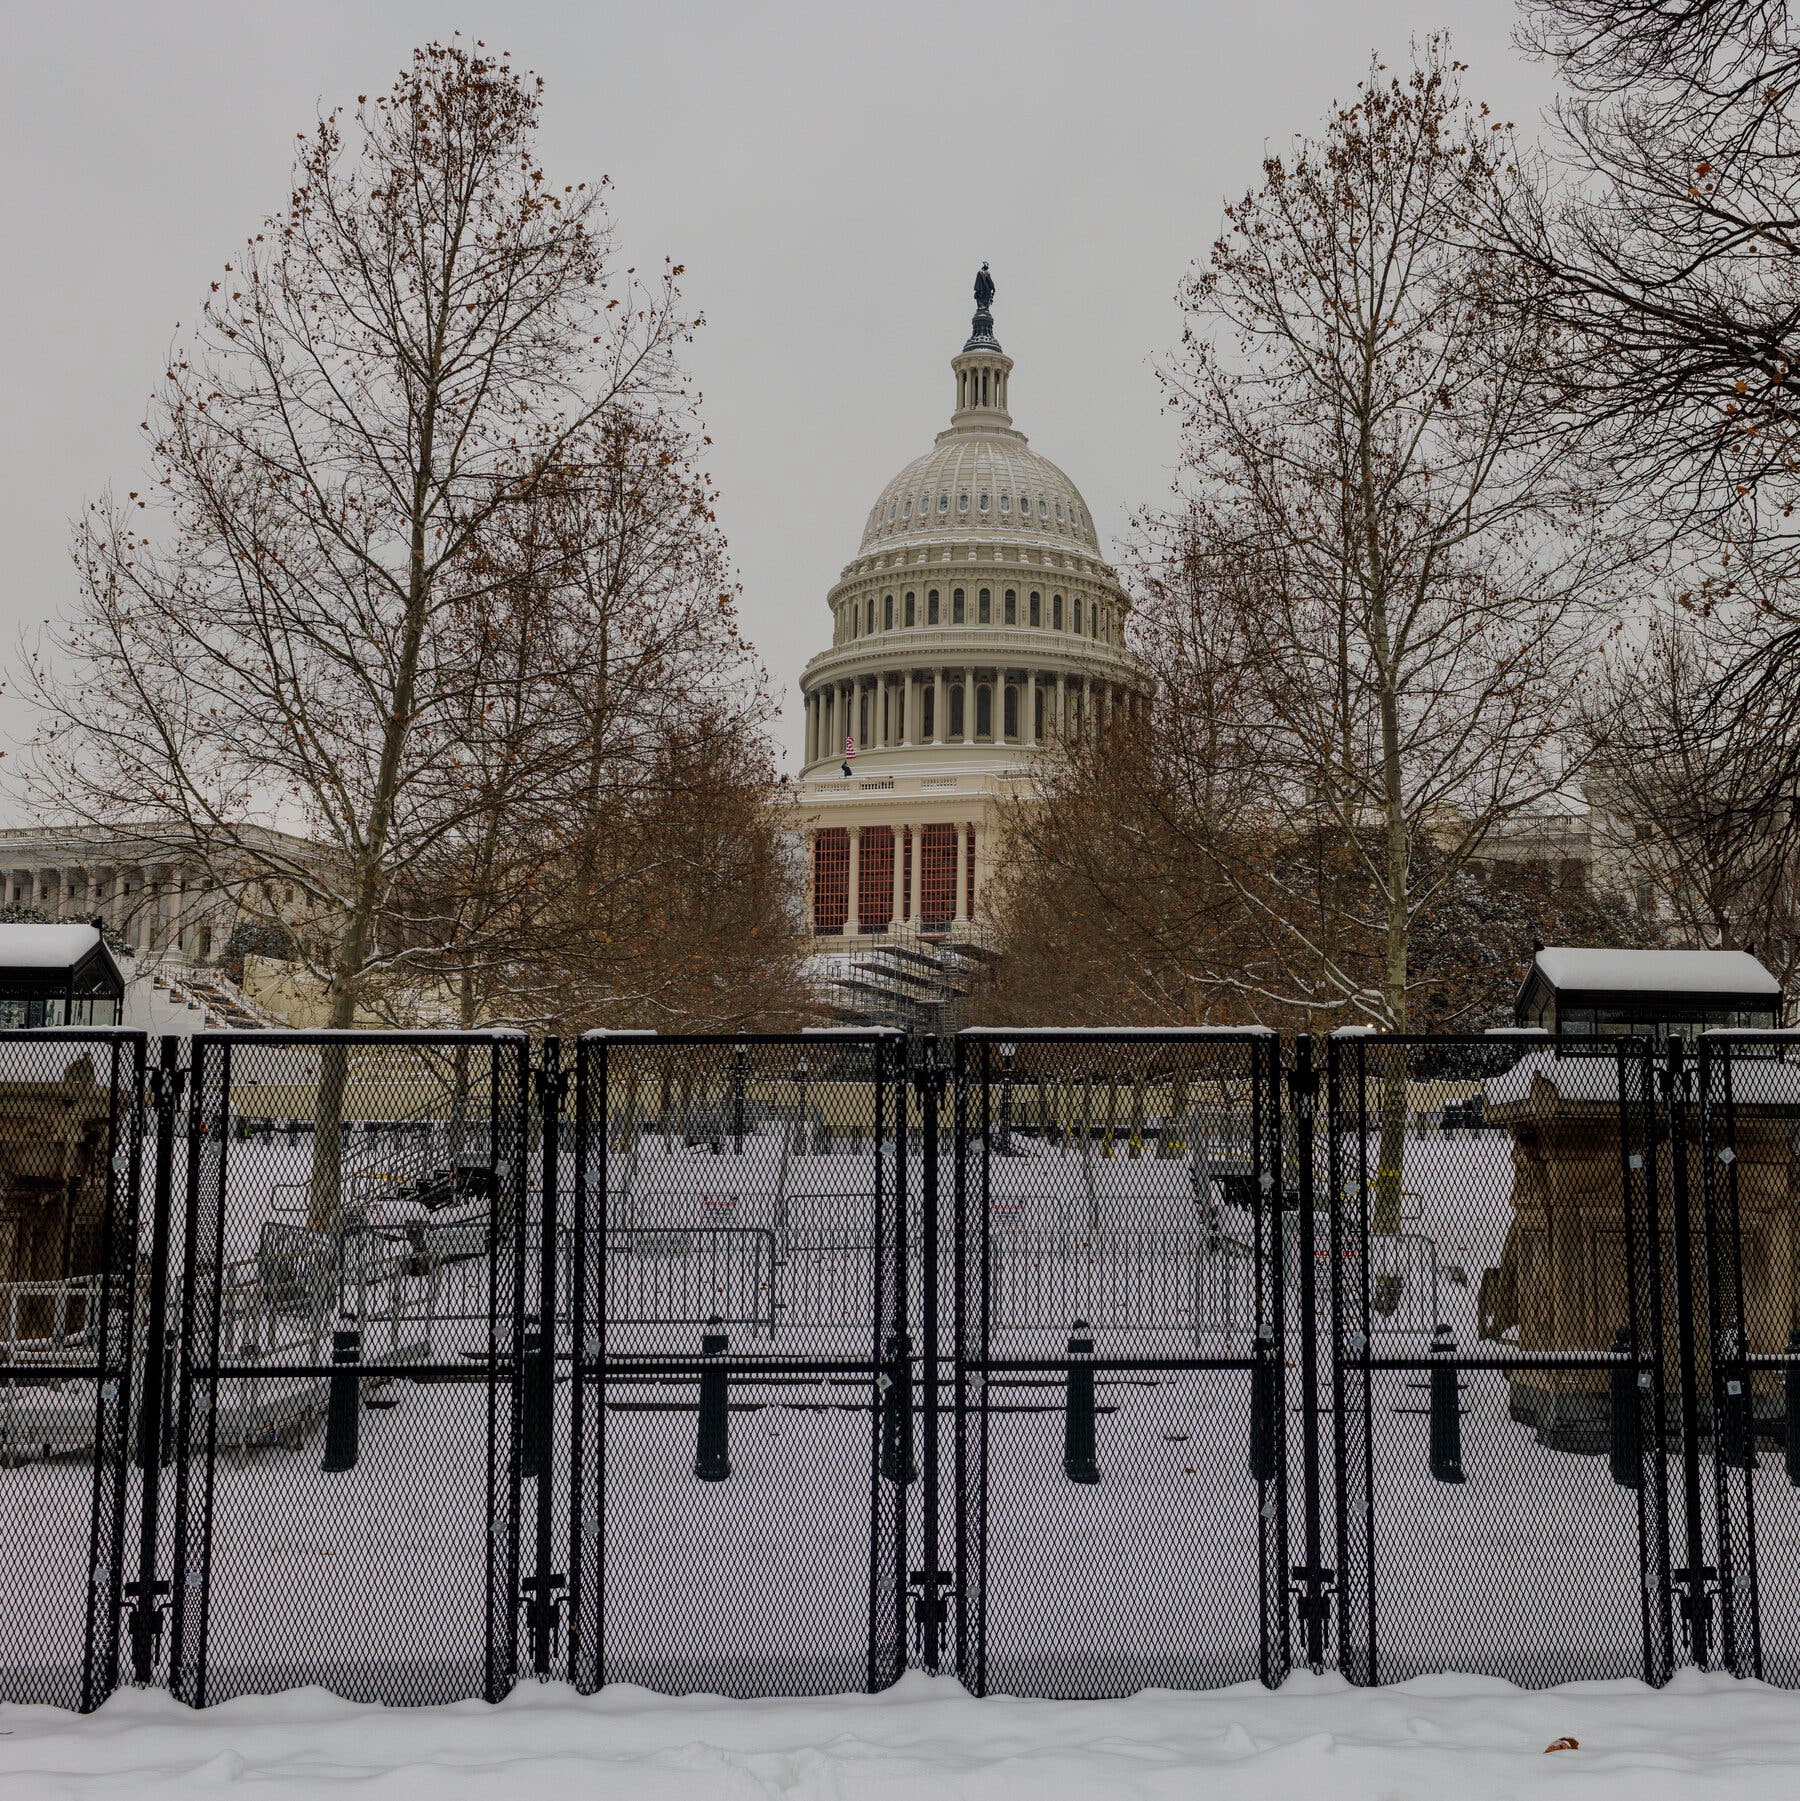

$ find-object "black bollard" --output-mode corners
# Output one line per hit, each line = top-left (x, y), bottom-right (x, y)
(1428, 1324), (1464, 1484)
(1608, 1324), (1639, 1489)
(519, 1322), (544, 1481)
(1249, 1328), (1277, 1482)
(1064, 1319), (1099, 1485)
(696, 1318), (731, 1481)
(1785, 1327), (1800, 1488)
(321, 1328), (362, 1473)
(881, 1332), (917, 1484)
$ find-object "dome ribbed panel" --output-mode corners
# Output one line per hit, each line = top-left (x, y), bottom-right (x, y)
(857, 432), (1101, 555)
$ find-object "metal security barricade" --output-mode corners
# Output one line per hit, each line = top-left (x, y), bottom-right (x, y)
(166, 1031), (531, 1707)
(955, 1028), (1289, 1697)
(569, 1030), (907, 1696)
(0, 1028), (146, 1711)
(1326, 1032), (1673, 1687)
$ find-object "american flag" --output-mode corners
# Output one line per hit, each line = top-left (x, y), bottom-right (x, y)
(844, 735), (857, 761)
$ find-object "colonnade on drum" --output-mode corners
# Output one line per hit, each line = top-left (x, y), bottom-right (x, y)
(803, 666), (1145, 762)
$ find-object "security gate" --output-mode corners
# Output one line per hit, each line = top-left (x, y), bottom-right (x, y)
(1327, 1033), (1673, 1685)
(1697, 1032), (1800, 1685)
(0, 1029), (145, 1710)
(955, 1029), (1289, 1695)
(169, 1031), (531, 1705)
(570, 1030), (908, 1695)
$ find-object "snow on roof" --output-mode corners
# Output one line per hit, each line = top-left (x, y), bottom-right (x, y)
(1532, 946), (1780, 997)
(0, 922), (105, 970)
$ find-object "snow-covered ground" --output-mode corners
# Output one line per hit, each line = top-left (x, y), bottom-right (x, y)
(5, 1667), (1800, 1798)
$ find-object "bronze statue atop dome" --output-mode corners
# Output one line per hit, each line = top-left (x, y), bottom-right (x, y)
(965, 262), (1000, 351)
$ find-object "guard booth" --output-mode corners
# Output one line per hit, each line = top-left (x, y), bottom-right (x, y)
(1488, 944), (1787, 1447)
(0, 922), (126, 1028)
(1513, 945), (1782, 1044)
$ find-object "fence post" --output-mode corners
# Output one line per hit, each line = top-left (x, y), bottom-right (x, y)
(320, 1328), (362, 1472)
(915, 1038), (949, 1675)
(125, 1037), (181, 1685)
(696, 1317), (731, 1481)
(1786, 1328), (1800, 1488)
(1609, 1324), (1639, 1489)
(1664, 1035), (1714, 1664)
(1250, 1328), (1277, 1480)
(1287, 1034), (1328, 1669)
(1428, 1325), (1464, 1483)
(1063, 1319), (1099, 1484)
(525, 1037), (568, 1677)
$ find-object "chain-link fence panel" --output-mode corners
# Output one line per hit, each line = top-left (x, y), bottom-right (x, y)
(570, 1031), (906, 1696)
(167, 1032), (530, 1707)
(956, 1029), (1288, 1697)
(0, 1029), (145, 1710)
(1328, 1033), (1672, 1686)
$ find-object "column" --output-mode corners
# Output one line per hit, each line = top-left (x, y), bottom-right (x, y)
(902, 670), (914, 747)
(909, 825), (923, 924)
(1054, 673), (1066, 739)
(962, 667), (974, 746)
(846, 826), (861, 934)
(953, 823), (969, 924)
(1025, 672), (1038, 747)
(932, 668), (946, 746)
(891, 824), (905, 926)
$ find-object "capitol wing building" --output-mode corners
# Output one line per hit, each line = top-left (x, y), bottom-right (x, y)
(797, 269), (1149, 972)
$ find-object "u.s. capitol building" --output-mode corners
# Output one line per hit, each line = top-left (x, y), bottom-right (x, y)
(796, 267), (1149, 976)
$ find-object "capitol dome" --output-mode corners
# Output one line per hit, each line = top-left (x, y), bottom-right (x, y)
(797, 265), (1150, 946)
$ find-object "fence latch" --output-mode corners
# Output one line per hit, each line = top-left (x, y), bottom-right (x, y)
(521, 1570), (568, 1669)
(123, 1578), (171, 1681)
(909, 1568), (954, 1663)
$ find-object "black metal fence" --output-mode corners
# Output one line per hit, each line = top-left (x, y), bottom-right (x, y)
(3, 1023), (1799, 1711)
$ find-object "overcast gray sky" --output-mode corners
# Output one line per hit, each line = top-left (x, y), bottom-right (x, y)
(0, 0), (1559, 811)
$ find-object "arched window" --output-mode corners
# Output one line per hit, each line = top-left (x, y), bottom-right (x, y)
(976, 684), (993, 738)
(905, 591), (916, 626)
(949, 684), (965, 738)
(1004, 589), (1016, 625)
(1074, 597), (1084, 635)
(859, 690), (871, 746)
(1091, 605), (1100, 639)
(981, 369), (989, 405)
(1003, 685), (1019, 739)
(922, 686), (935, 739)
(958, 491), (969, 514)
(938, 493), (949, 515)
(1034, 684), (1045, 740)
(1053, 594), (1064, 630)
(928, 589), (940, 625)
(1000, 492), (1011, 514)
(1029, 590), (1041, 626)
(978, 588), (991, 624)
(979, 492), (989, 512)
(884, 594), (894, 630)
(953, 588), (966, 625)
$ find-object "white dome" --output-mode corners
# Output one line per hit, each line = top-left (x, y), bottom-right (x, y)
(858, 432), (1101, 555)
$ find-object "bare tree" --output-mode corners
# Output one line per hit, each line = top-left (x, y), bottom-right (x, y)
(1586, 603), (1800, 990)
(17, 42), (697, 1221)
(1157, 39), (1617, 1037)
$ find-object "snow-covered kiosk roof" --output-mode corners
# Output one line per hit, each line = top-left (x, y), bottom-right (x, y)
(1514, 945), (1782, 1044)
(0, 921), (125, 1028)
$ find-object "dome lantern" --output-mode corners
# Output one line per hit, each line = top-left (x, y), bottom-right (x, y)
(951, 260), (1013, 429)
